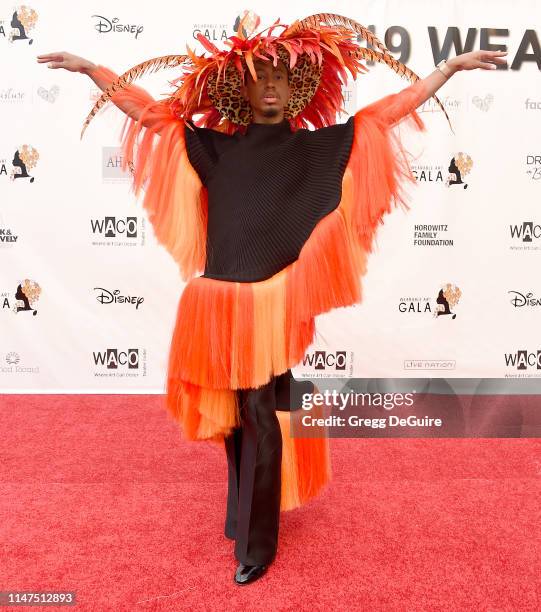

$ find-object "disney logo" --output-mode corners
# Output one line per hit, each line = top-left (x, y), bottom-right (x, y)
(94, 287), (144, 309)
(91, 15), (144, 39)
(508, 290), (541, 307)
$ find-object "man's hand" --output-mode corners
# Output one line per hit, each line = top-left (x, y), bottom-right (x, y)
(448, 50), (508, 73)
(36, 51), (95, 74)
(37, 52), (165, 133)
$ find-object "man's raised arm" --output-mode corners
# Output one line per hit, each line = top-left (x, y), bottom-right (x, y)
(361, 49), (508, 127)
(37, 51), (167, 132)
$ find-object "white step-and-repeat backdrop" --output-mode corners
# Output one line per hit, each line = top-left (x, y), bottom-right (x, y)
(1, 1), (540, 392)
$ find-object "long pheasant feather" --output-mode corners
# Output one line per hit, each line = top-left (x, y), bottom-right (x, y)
(81, 54), (188, 139)
(284, 12), (393, 60)
(286, 13), (453, 132)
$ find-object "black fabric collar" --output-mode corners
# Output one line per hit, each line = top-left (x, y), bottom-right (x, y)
(245, 118), (291, 136)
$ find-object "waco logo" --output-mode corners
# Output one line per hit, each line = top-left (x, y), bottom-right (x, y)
(93, 348), (139, 369)
(509, 222), (541, 242)
(302, 351), (347, 371)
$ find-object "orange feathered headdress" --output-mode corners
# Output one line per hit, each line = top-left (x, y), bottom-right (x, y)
(81, 11), (451, 136)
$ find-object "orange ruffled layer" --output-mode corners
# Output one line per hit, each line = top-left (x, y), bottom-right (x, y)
(276, 403), (331, 512)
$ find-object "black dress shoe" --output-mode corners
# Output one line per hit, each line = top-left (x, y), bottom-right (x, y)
(234, 562), (268, 585)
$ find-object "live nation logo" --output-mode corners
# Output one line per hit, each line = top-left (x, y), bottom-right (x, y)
(90, 216), (146, 247)
(404, 359), (456, 371)
(300, 350), (354, 378)
(92, 348), (147, 378)
(398, 283), (462, 319)
(504, 350), (541, 378)
(509, 221), (541, 250)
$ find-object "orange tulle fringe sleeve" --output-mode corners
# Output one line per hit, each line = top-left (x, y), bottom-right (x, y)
(349, 78), (427, 254)
(87, 65), (208, 281)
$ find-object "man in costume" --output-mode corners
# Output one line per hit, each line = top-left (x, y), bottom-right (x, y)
(38, 11), (506, 585)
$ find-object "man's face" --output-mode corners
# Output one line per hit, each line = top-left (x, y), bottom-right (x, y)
(240, 58), (291, 122)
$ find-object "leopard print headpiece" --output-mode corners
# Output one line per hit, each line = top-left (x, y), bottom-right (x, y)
(82, 13), (451, 137)
(206, 46), (322, 126)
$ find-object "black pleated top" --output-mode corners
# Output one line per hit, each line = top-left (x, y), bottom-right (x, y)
(184, 116), (355, 282)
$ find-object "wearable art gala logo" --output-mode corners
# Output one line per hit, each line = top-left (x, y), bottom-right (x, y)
(10, 144), (38, 181)
(446, 152), (473, 188)
(0, 5), (37, 44)
(192, 10), (259, 43)
(434, 283), (461, 318)
(0, 145), (39, 182)
(398, 283), (462, 319)
(1, 278), (41, 315)
(411, 152), (473, 188)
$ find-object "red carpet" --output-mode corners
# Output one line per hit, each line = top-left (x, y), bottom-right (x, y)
(1, 394), (539, 611)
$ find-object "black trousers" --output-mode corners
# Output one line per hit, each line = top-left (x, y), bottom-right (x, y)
(224, 370), (314, 565)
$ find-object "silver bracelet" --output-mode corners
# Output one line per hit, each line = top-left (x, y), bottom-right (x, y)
(436, 59), (452, 79)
